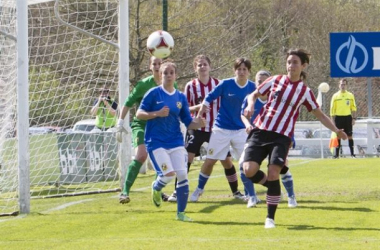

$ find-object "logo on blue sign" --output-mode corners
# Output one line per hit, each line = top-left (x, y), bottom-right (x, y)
(335, 35), (368, 74)
(330, 32), (380, 77)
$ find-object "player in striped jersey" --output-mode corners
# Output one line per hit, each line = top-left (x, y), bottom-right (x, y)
(240, 70), (297, 208)
(190, 58), (256, 202)
(136, 61), (205, 222)
(167, 55), (238, 202)
(243, 49), (348, 228)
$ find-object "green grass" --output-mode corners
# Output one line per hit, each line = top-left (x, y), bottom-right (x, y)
(0, 158), (379, 250)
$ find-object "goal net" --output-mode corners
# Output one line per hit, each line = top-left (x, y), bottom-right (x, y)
(0, 0), (126, 216)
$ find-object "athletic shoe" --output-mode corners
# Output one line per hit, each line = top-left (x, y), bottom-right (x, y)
(151, 181), (162, 208)
(256, 196), (262, 204)
(162, 192), (169, 202)
(119, 194), (130, 204)
(265, 218), (276, 229)
(351, 155), (356, 158)
(168, 192), (177, 202)
(332, 156), (339, 159)
(233, 191), (246, 200)
(190, 187), (204, 202)
(247, 196), (257, 208)
(288, 195), (297, 208)
(176, 212), (193, 222)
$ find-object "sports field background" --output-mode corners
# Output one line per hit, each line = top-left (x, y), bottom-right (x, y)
(0, 158), (379, 249)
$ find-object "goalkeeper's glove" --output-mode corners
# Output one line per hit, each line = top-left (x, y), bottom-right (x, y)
(116, 119), (129, 143)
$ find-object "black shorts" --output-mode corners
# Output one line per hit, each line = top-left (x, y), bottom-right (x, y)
(186, 130), (231, 157)
(335, 115), (353, 136)
(243, 128), (291, 167)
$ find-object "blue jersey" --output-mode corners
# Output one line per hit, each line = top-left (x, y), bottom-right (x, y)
(241, 96), (295, 147)
(139, 86), (193, 151)
(204, 77), (255, 130)
(241, 96), (266, 124)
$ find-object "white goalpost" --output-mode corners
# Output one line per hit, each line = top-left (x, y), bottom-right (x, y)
(0, 0), (130, 216)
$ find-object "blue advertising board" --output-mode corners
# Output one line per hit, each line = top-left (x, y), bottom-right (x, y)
(330, 32), (380, 77)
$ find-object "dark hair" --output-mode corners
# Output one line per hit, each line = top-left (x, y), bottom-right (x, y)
(193, 55), (211, 68)
(286, 49), (310, 80)
(340, 78), (348, 84)
(234, 58), (251, 72)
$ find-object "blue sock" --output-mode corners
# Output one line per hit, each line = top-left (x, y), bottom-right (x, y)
(240, 168), (255, 197)
(153, 176), (173, 191)
(197, 172), (209, 190)
(176, 179), (189, 213)
(281, 171), (295, 197)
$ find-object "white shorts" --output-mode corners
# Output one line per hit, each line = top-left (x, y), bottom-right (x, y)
(206, 127), (247, 160)
(148, 146), (188, 176)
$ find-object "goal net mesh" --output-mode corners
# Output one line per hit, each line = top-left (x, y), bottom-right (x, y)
(1, 0), (123, 215)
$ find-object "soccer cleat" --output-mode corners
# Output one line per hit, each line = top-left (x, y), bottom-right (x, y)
(119, 194), (130, 204)
(151, 181), (162, 208)
(233, 191), (246, 200)
(332, 156), (339, 159)
(162, 192), (169, 202)
(190, 188), (204, 202)
(351, 155), (356, 158)
(265, 218), (276, 229)
(176, 212), (193, 222)
(247, 196), (257, 208)
(256, 196), (262, 204)
(168, 191), (177, 202)
(288, 195), (298, 208)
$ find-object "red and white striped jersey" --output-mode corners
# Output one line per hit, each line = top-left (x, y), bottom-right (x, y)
(254, 75), (319, 137)
(184, 77), (220, 132)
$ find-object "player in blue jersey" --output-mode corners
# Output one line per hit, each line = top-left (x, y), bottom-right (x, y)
(136, 61), (206, 222)
(190, 58), (256, 202)
(240, 70), (297, 208)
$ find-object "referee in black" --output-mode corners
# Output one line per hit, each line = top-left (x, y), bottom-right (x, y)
(330, 78), (357, 158)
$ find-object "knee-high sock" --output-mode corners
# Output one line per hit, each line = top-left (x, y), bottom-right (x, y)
(266, 180), (281, 220)
(122, 160), (142, 195)
(349, 139), (355, 156)
(176, 170), (189, 213)
(224, 165), (238, 193)
(335, 139), (341, 157)
(281, 169), (295, 197)
(240, 165), (255, 197)
(197, 172), (210, 190)
(248, 170), (267, 187)
(153, 175), (174, 191)
(173, 162), (191, 193)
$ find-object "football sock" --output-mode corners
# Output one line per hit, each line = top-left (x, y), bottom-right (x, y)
(176, 179), (189, 213)
(248, 170), (266, 186)
(335, 139), (341, 157)
(173, 162), (192, 192)
(122, 160), (142, 195)
(153, 175), (174, 191)
(240, 166), (255, 197)
(349, 139), (355, 156)
(224, 165), (238, 193)
(280, 168), (295, 197)
(266, 180), (281, 220)
(197, 172), (210, 190)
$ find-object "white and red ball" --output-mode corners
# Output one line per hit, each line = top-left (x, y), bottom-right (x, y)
(146, 30), (174, 59)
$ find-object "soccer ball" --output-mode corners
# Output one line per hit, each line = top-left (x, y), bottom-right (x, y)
(146, 30), (174, 59)
(318, 82), (330, 93)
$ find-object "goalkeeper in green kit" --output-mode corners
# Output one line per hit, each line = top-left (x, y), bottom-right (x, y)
(117, 56), (177, 204)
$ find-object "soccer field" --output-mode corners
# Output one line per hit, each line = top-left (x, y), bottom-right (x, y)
(0, 158), (379, 250)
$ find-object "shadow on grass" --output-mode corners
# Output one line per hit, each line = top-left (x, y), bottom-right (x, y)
(196, 199), (248, 213)
(192, 220), (262, 226)
(286, 224), (380, 231)
(296, 205), (375, 212)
